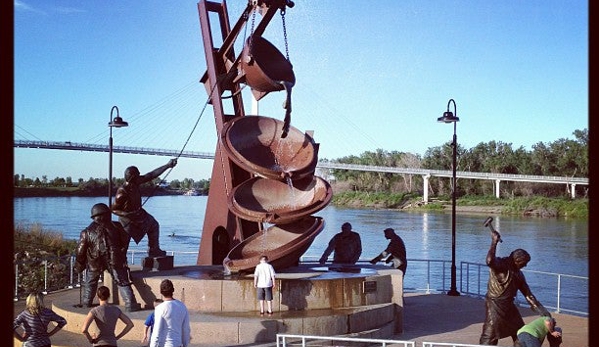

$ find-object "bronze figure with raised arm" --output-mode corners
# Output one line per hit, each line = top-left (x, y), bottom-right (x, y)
(111, 159), (177, 257)
(479, 226), (551, 346)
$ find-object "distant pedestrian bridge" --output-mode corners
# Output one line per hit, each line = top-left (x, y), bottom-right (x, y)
(14, 140), (588, 201)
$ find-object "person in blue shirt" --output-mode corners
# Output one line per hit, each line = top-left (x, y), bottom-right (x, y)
(141, 299), (163, 346)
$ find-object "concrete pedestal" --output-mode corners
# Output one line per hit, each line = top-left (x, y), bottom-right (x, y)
(58, 263), (403, 345)
(142, 255), (174, 271)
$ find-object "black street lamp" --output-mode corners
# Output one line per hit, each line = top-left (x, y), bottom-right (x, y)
(108, 106), (129, 207)
(437, 98), (460, 296)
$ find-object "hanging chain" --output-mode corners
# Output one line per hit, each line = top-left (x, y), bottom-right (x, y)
(246, 4), (257, 54)
(250, 6), (257, 36)
(281, 8), (290, 61)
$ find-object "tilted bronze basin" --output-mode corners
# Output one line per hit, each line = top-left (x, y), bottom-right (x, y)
(221, 115), (318, 181)
(228, 175), (332, 225)
(223, 216), (325, 273)
(238, 35), (295, 101)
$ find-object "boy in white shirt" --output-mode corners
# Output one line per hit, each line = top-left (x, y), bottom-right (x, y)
(253, 255), (276, 315)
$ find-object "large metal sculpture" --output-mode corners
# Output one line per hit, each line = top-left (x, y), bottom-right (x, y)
(196, 0), (332, 273)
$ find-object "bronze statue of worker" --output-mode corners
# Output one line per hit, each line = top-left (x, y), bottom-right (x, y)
(479, 229), (551, 346)
(75, 203), (141, 311)
(111, 159), (177, 257)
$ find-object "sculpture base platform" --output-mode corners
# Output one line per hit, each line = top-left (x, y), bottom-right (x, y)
(52, 263), (404, 345)
(142, 255), (174, 271)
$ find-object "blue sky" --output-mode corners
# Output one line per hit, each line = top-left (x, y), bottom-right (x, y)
(14, 1), (588, 182)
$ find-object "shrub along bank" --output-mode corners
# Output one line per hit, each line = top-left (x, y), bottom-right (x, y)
(330, 191), (588, 219)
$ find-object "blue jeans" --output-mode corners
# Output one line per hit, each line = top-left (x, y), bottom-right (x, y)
(517, 332), (541, 347)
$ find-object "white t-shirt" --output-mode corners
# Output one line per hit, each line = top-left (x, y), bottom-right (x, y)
(254, 261), (276, 288)
(149, 299), (191, 347)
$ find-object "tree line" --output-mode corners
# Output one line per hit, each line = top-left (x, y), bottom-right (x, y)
(14, 128), (587, 199)
(13, 174), (211, 195)
(320, 128), (587, 199)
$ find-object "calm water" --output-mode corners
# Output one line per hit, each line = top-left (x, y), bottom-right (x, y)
(14, 196), (588, 313)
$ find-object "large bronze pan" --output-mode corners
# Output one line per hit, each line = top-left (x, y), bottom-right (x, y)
(237, 35), (295, 101)
(221, 115), (318, 181)
(223, 216), (325, 273)
(228, 175), (332, 225)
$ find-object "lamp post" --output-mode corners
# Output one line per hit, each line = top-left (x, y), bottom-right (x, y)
(437, 98), (460, 296)
(108, 106), (129, 207)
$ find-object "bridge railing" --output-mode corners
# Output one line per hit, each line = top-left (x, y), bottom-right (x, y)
(14, 140), (589, 185)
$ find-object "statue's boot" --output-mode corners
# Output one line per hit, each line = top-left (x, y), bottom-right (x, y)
(119, 285), (141, 312)
(82, 282), (98, 307)
(147, 227), (166, 257)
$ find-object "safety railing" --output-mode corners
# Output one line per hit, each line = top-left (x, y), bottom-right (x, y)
(422, 342), (508, 347)
(13, 252), (589, 317)
(460, 261), (588, 317)
(276, 333), (415, 347)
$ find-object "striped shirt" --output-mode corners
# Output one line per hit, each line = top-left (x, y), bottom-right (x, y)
(13, 308), (67, 347)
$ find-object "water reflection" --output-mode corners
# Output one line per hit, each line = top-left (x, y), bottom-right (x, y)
(422, 212), (430, 259)
(310, 265), (377, 275)
(182, 268), (252, 280)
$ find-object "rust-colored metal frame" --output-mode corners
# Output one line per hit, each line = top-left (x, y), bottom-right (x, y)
(195, 0), (289, 265)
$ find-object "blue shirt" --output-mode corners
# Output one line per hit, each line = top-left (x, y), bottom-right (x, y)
(144, 311), (155, 337)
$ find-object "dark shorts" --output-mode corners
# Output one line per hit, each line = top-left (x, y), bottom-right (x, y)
(256, 287), (273, 301)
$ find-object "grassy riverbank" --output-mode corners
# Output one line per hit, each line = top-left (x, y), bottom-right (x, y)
(331, 191), (588, 219)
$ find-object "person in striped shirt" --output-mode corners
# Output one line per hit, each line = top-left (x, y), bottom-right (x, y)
(13, 292), (67, 347)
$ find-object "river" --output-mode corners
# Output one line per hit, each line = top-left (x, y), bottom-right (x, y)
(13, 196), (588, 314)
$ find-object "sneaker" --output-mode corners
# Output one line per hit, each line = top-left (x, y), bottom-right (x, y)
(148, 249), (167, 257)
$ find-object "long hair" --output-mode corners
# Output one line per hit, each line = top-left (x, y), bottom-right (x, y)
(25, 292), (45, 316)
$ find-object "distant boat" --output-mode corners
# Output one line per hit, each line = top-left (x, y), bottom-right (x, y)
(183, 189), (200, 196)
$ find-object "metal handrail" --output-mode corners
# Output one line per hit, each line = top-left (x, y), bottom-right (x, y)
(276, 333), (415, 347)
(459, 261), (588, 316)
